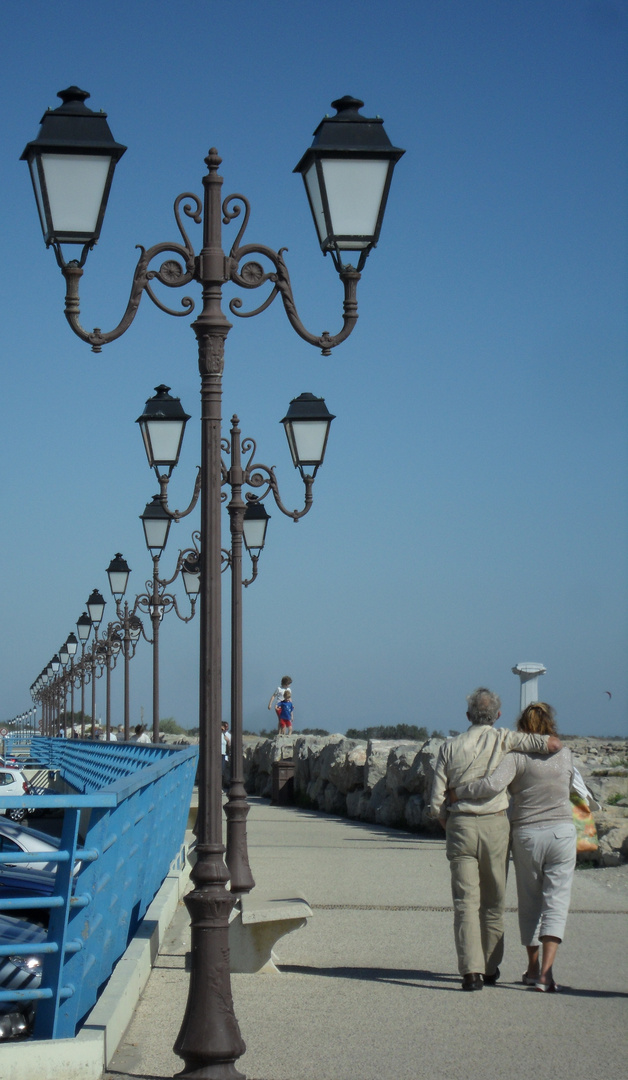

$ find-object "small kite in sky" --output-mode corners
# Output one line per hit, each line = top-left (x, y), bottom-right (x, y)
(604, 691), (612, 699)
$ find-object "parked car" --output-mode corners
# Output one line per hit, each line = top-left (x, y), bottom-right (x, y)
(0, 864), (56, 899)
(0, 767), (34, 822)
(0, 912), (45, 1039)
(0, 819), (63, 873)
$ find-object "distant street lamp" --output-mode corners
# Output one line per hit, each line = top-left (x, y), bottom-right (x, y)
(107, 538), (199, 744)
(86, 589), (106, 738)
(62, 633), (78, 733)
(75, 610), (92, 737)
(24, 87), (403, 1079)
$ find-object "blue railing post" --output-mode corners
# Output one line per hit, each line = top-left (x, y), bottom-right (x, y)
(32, 809), (81, 1038)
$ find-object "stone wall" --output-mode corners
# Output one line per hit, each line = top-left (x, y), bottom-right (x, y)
(242, 733), (628, 864)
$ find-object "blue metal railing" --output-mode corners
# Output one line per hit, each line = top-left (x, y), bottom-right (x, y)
(2, 732), (36, 764)
(0, 737), (197, 1039)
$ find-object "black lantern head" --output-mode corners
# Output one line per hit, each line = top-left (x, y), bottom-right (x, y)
(181, 553), (201, 597)
(281, 393), (335, 479)
(140, 495), (172, 555)
(107, 552), (131, 599)
(86, 588), (106, 627)
(294, 96), (404, 272)
(76, 611), (92, 643)
(136, 385), (191, 477)
(243, 499), (271, 552)
(21, 86), (126, 266)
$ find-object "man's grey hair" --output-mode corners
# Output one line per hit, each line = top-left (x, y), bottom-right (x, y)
(466, 687), (501, 726)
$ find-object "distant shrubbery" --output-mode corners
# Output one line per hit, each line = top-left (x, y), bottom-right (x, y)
(242, 724), (443, 741)
(345, 724), (443, 741)
(159, 718), (187, 735)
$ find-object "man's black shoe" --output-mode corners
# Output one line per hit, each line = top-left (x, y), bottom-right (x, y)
(483, 967), (500, 985)
(462, 973), (483, 991)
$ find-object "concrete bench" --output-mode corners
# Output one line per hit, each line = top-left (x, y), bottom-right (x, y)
(229, 893), (312, 974)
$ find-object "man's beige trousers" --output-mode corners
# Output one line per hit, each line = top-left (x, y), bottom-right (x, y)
(446, 812), (510, 976)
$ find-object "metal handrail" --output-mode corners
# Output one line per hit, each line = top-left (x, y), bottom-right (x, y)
(0, 737), (197, 1038)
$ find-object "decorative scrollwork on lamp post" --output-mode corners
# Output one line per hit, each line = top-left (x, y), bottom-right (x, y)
(24, 87), (403, 1080)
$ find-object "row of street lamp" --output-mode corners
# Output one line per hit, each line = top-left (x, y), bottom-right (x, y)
(31, 376), (333, 754)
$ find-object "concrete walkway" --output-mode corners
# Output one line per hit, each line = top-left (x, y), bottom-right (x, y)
(106, 797), (628, 1080)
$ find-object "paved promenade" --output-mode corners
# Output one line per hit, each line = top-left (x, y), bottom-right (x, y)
(106, 797), (628, 1080)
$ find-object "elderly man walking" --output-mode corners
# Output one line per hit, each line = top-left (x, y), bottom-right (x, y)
(430, 687), (561, 991)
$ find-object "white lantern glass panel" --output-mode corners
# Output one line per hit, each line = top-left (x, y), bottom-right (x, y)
(182, 565), (201, 596)
(28, 158), (48, 239)
(242, 517), (267, 551)
(87, 599), (105, 625)
(40, 153), (111, 235)
(107, 569), (129, 597)
(142, 515), (170, 552)
(304, 163), (327, 245)
(288, 419), (329, 466)
(320, 159), (389, 248)
(143, 419), (185, 468)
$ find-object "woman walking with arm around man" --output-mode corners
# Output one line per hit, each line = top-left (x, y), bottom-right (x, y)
(451, 702), (579, 992)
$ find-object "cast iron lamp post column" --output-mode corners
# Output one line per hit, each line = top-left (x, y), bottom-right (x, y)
(57, 641), (70, 732)
(94, 628), (122, 739)
(49, 656), (61, 732)
(86, 589), (106, 738)
(76, 611), (92, 737)
(222, 400), (334, 892)
(65, 633), (78, 733)
(24, 87), (403, 1080)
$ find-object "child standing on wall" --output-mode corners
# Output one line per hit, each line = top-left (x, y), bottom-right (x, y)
(268, 675), (293, 713)
(275, 690), (294, 736)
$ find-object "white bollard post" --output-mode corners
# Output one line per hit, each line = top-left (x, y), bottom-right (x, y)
(512, 662), (547, 712)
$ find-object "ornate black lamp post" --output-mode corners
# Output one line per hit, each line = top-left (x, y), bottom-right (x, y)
(106, 553), (143, 740)
(75, 610), (92, 737)
(86, 589), (106, 738)
(24, 87), (403, 1079)
(59, 633), (79, 734)
(222, 400), (334, 892)
(107, 528), (199, 745)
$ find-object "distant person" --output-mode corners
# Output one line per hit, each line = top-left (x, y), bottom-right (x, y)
(221, 721), (231, 789)
(276, 690), (294, 736)
(430, 687), (562, 991)
(450, 702), (578, 992)
(268, 675), (293, 712)
(129, 724), (151, 744)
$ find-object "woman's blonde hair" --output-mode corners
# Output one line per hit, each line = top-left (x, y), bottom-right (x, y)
(517, 702), (557, 737)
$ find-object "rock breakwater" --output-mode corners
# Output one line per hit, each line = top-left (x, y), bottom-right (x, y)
(243, 733), (628, 865)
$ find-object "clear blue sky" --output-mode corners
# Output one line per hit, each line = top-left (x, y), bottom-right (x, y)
(1, 0), (626, 738)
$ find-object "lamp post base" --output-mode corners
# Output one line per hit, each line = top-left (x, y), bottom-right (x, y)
(174, 883), (246, 1080)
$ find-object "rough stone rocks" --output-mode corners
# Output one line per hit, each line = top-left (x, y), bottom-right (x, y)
(242, 733), (628, 863)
